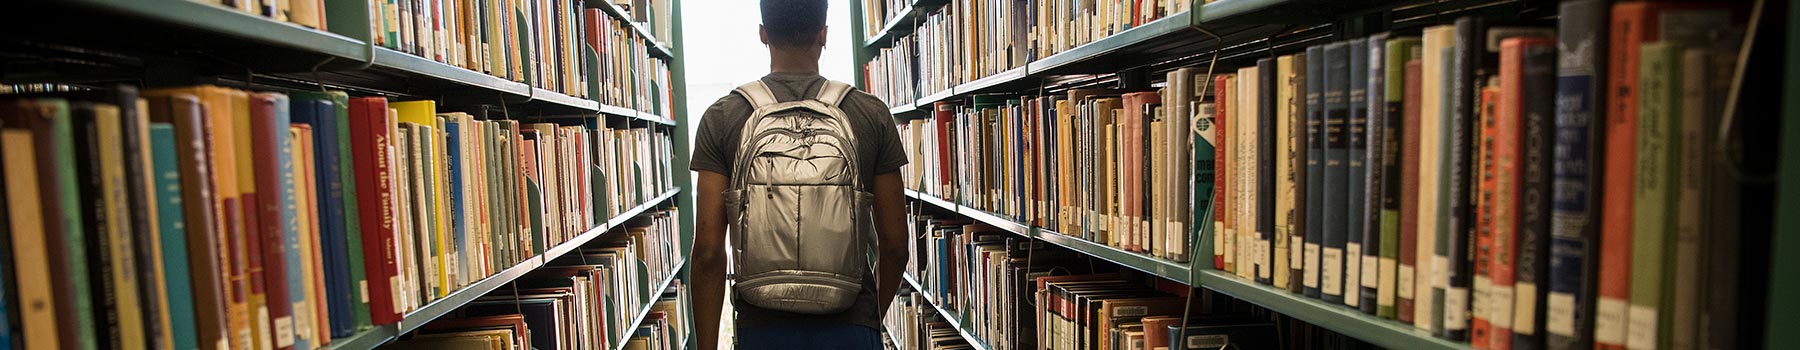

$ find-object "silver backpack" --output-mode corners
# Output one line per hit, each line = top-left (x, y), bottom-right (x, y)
(724, 80), (874, 314)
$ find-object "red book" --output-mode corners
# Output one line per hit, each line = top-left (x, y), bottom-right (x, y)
(1213, 74), (1232, 271)
(1473, 81), (1501, 349)
(249, 93), (295, 350)
(1494, 37), (1554, 350)
(1396, 59), (1423, 325)
(349, 97), (402, 325)
(934, 101), (958, 198)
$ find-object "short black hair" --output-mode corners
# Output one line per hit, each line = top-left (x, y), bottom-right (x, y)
(761, 0), (828, 48)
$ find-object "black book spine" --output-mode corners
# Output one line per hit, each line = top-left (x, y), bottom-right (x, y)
(1354, 36), (1382, 314)
(1513, 40), (1558, 350)
(1443, 16), (1483, 341)
(1288, 52), (1310, 294)
(1258, 58), (1278, 285)
(1550, 2), (1611, 347)
(1322, 41), (1350, 305)
(1303, 44), (1326, 299)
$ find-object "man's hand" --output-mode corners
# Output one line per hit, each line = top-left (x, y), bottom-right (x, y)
(693, 171), (730, 350)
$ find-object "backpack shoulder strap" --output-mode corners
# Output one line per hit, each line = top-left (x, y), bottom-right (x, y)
(733, 80), (779, 107)
(815, 80), (854, 107)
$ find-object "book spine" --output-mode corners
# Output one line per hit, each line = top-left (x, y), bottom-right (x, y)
(251, 93), (299, 350)
(1361, 35), (1389, 317)
(1418, 27), (1455, 333)
(1274, 55), (1297, 290)
(1596, 4), (1651, 348)
(149, 124), (203, 350)
(1257, 58), (1277, 286)
(74, 101), (136, 350)
(1287, 52), (1307, 294)
(1322, 41), (1350, 305)
(1347, 38), (1371, 311)
(1303, 44), (1325, 299)
(1546, 2), (1607, 349)
(1398, 57), (1424, 326)
(1475, 79), (1501, 350)
(1214, 75), (1233, 272)
(350, 98), (402, 325)
(1668, 46), (1713, 350)
(1512, 38), (1559, 350)
(323, 91), (371, 333)
(1444, 17), (1484, 341)
(1380, 37), (1418, 321)
(117, 86), (169, 350)
(1626, 42), (1679, 350)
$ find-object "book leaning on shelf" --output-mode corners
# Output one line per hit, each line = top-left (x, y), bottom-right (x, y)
(389, 209), (685, 350)
(0, 84), (676, 350)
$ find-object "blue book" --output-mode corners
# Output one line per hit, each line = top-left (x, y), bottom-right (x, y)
(1322, 41), (1351, 305)
(289, 94), (355, 338)
(1346, 37), (1371, 311)
(1546, 1), (1607, 348)
(1303, 44), (1326, 299)
(1358, 34), (1386, 315)
(149, 124), (200, 350)
(443, 119), (467, 289)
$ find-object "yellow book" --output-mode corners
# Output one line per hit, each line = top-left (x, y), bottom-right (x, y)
(96, 103), (150, 350)
(3, 128), (61, 350)
(390, 101), (450, 298)
(223, 88), (274, 350)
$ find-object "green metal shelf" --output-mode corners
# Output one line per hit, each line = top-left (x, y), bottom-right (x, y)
(889, 104), (919, 116)
(55, 0), (368, 61)
(1025, 10), (1195, 75)
(531, 87), (604, 112)
(369, 46), (529, 95)
(951, 66), (1031, 96)
(915, 89), (955, 109)
(1194, 270), (1470, 350)
(325, 189), (680, 350)
(900, 273), (993, 350)
(900, 189), (1471, 350)
(600, 104), (642, 118)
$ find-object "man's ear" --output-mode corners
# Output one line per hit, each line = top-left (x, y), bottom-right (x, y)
(760, 25), (771, 46)
(815, 25), (829, 48)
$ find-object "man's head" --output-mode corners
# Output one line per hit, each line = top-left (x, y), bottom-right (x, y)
(759, 0), (828, 51)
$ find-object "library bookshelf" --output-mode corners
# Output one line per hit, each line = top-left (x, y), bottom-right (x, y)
(0, 0), (697, 349)
(856, 0), (1791, 350)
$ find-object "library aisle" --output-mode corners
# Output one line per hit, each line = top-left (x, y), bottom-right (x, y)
(0, 0), (697, 349)
(853, 0), (1795, 349)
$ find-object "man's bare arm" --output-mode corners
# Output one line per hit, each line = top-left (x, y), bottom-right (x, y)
(693, 170), (730, 350)
(872, 171), (910, 316)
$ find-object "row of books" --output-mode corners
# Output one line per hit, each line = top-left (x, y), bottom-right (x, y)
(364, 0), (674, 113)
(860, 0), (1199, 102)
(895, 84), (1201, 263)
(0, 84), (676, 350)
(383, 209), (686, 350)
(866, 34), (918, 109)
(882, 291), (977, 350)
(197, 0), (331, 30)
(1203, 2), (1749, 350)
(619, 0), (675, 48)
(900, 209), (1387, 350)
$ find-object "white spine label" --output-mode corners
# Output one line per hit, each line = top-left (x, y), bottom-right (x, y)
(1491, 284), (1515, 328)
(1445, 287), (1470, 330)
(1323, 247), (1344, 295)
(1379, 259), (1399, 306)
(1595, 298), (1630, 345)
(1626, 305), (1658, 350)
(1397, 265), (1416, 299)
(1546, 292), (1577, 336)
(1303, 243), (1321, 288)
(1513, 283), (1539, 334)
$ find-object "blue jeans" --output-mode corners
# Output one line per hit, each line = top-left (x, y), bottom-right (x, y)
(736, 322), (882, 350)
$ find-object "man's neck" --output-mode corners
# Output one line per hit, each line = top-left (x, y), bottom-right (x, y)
(769, 47), (821, 75)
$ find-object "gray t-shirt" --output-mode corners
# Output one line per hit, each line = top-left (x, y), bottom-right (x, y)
(689, 72), (907, 330)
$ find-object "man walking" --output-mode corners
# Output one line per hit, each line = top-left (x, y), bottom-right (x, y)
(688, 1), (910, 349)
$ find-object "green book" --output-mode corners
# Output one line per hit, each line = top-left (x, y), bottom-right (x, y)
(416, 123), (442, 298)
(34, 98), (99, 350)
(150, 124), (201, 350)
(1379, 37), (1422, 320)
(1629, 42), (1681, 350)
(327, 90), (373, 331)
